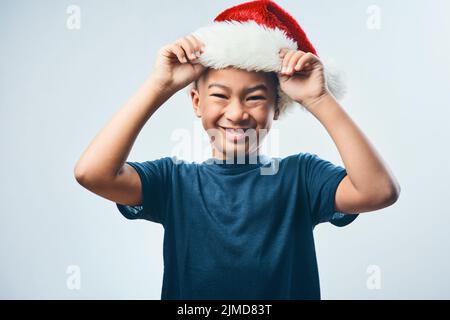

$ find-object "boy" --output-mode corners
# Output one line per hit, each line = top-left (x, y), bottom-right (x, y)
(74, 0), (400, 299)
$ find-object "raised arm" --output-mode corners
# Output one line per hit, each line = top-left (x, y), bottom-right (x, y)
(74, 35), (206, 206)
(277, 49), (401, 214)
(74, 77), (173, 205)
(306, 93), (400, 214)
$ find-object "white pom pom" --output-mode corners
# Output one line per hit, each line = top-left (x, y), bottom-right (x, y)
(323, 58), (347, 101)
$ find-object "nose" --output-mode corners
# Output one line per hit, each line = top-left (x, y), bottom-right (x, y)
(224, 98), (249, 123)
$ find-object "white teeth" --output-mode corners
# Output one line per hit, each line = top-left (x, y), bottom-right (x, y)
(224, 128), (248, 132)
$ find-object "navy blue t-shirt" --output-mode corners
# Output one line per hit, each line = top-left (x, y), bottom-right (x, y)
(116, 153), (358, 299)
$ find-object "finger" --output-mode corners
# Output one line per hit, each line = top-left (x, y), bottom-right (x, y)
(294, 52), (317, 72)
(286, 51), (306, 75)
(281, 50), (296, 74)
(185, 35), (203, 59)
(176, 37), (197, 62)
(171, 43), (188, 63)
(187, 35), (205, 56)
(278, 47), (290, 58)
(172, 39), (190, 63)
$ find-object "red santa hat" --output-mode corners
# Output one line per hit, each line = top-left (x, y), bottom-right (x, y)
(185, 0), (346, 117)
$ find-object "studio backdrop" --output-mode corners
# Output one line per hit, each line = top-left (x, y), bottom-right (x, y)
(1, 0), (449, 299)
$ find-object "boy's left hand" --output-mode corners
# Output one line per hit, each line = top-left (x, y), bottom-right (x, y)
(277, 48), (330, 108)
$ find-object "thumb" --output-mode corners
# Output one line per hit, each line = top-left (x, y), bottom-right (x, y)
(277, 72), (290, 83)
(279, 48), (290, 58)
(191, 63), (207, 79)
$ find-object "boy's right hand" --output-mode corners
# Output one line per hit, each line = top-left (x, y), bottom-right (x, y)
(150, 34), (207, 93)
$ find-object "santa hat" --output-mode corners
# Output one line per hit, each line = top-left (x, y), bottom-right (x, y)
(185, 0), (346, 117)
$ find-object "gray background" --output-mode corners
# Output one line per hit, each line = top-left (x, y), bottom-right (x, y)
(1, 0), (449, 299)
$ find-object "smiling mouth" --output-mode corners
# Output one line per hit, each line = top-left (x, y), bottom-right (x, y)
(218, 126), (255, 142)
(219, 126), (251, 131)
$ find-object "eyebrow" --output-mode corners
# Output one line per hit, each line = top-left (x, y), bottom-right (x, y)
(207, 83), (268, 94)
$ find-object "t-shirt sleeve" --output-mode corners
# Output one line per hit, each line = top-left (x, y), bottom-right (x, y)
(302, 152), (359, 227)
(115, 156), (174, 225)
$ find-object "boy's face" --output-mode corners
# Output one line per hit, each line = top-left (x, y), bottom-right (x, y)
(191, 67), (279, 161)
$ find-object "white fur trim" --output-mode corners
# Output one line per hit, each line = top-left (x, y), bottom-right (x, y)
(185, 20), (346, 117)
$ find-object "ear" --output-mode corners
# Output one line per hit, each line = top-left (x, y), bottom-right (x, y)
(190, 87), (202, 118)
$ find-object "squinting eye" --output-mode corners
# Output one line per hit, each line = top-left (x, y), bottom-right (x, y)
(211, 94), (227, 99)
(248, 96), (265, 100)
